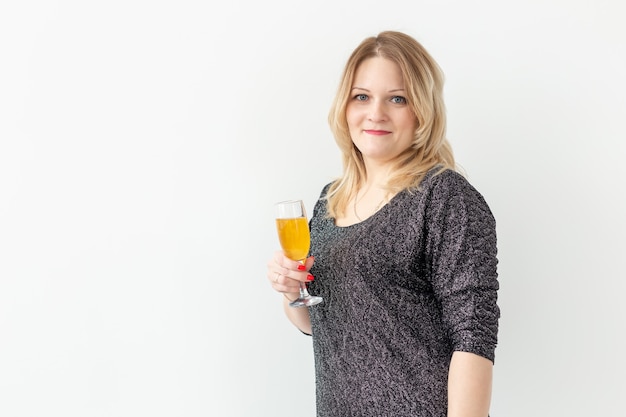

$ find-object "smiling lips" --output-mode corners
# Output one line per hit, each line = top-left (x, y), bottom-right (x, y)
(364, 129), (391, 136)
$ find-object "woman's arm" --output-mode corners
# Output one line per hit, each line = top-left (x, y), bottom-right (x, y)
(268, 251), (314, 334)
(423, 173), (499, 416)
(282, 293), (312, 334)
(447, 351), (493, 417)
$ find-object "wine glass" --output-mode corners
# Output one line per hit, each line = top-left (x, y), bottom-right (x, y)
(275, 200), (323, 308)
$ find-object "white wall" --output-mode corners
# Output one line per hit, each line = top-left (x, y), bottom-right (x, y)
(1, 0), (624, 416)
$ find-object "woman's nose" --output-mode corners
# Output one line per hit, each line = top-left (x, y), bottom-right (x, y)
(368, 100), (387, 122)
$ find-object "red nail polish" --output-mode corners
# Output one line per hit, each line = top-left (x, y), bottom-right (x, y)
(307, 274), (315, 281)
(297, 264), (306, 271)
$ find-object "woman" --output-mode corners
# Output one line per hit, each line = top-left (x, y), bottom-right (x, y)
(267, 30), (499, 417)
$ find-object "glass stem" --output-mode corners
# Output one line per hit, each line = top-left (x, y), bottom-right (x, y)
(297, 259), (310, 298)
(299, 282), (310, 298)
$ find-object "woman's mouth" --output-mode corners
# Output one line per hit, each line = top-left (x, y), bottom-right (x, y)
(364, 130), (391, 136)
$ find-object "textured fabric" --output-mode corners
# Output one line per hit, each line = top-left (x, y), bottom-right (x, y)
(307, 169), (500, 417)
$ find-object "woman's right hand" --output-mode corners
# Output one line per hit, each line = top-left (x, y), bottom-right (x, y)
(266, 251), (315, 300)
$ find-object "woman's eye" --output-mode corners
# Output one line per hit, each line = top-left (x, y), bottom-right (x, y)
(391, 96), (407, 104)
(354, 94), (368, 101)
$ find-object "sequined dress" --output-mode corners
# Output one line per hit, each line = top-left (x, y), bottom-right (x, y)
(306, 169), (500, 417)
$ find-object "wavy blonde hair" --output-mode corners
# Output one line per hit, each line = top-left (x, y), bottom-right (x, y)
(326, 31), (456, 218)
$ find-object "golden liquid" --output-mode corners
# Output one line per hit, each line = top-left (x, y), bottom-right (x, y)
(276, 217), (310, 261)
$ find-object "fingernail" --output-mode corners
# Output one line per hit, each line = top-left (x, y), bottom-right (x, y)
(307, 274), (315, 281)
(297, 264), (306, 271)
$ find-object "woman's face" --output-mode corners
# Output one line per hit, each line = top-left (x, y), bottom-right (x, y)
(346, 57), (418, 166)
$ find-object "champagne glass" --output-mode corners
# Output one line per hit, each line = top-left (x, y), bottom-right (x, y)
(275, 200), (323, 308)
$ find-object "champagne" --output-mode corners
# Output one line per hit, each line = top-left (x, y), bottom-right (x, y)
(274, 199), (322, 307)
(276, 217), (310, 261)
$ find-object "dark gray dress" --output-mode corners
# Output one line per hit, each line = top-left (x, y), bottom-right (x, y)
(307, 169), (500, 417)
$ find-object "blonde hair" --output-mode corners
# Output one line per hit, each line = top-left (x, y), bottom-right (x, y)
(326, 31), (456, 218)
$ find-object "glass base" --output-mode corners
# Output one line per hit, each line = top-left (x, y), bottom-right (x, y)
(289, 295), (323, 308)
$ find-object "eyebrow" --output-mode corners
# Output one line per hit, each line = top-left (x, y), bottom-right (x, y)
(351, 87), (406, 93)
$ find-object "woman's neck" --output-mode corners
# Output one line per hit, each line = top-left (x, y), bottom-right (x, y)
(361, 161), (392, 189)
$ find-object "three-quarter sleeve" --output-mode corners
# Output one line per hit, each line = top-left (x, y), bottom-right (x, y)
(424, 172), (500, 362)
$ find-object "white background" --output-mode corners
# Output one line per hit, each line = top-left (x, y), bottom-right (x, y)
(1, 0), (624, 416)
